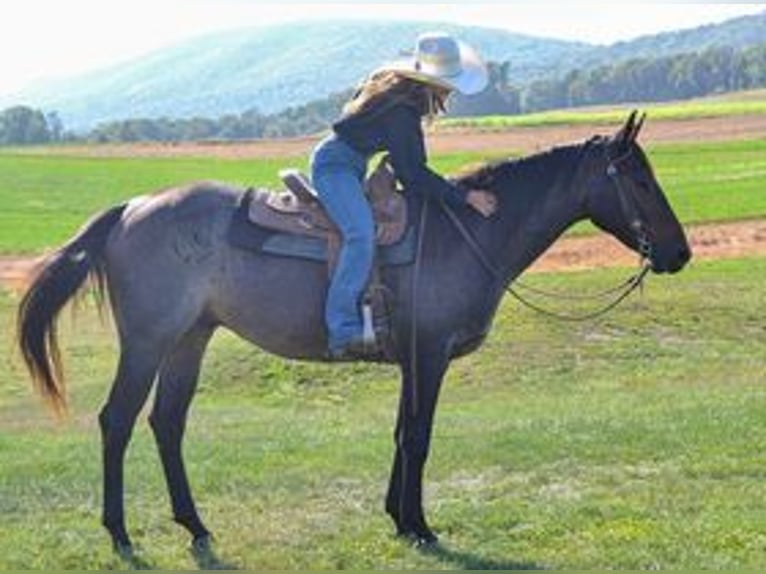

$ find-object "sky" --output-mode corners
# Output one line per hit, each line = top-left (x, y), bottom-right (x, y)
(0, 1), (763, 97)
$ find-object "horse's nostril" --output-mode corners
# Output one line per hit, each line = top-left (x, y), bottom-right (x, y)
(678, 246), (691, 264)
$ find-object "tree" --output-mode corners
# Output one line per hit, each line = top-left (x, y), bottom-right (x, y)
(449, 60), (521, 117)
(523, 78), (567, 112)
(45, 111), (64, 142)
(743, 44), (766, 88)
(0, 106), (52, 144)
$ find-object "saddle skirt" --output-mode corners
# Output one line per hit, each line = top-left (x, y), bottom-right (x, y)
(248, 155), (407, 247)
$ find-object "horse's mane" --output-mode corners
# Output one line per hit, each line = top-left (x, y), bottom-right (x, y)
(455, 136), (604, 193)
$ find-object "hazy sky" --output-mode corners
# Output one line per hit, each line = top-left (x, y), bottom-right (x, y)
(0, 1), (762, 96)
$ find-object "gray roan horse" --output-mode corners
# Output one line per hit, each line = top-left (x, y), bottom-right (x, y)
(17, 112), (690, 554)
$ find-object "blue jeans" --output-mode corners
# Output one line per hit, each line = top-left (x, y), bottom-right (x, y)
(310, 134), (373, 351)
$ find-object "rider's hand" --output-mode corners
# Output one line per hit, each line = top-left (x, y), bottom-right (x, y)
(466, 190), (498, 218)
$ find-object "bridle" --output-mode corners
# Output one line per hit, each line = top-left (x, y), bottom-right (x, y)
(606, 146), (654, 262)
(439, 142), (654, 322)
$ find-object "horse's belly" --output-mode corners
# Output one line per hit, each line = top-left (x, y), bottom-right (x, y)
(212, 249), (329, 359)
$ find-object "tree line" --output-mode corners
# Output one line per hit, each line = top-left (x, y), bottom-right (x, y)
(84, 61), (520, 144)
(1, 43), (764, 145)
(524, 44), (766, 112)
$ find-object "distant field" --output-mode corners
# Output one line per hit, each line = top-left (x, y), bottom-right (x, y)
(0, 137), (764, 253)
(636, 139), (766, 225)
(439, 90), (766, 130)
(0, 257), (764, 569)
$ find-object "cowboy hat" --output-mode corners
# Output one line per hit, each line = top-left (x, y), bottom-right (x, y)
(376, 32), (489, 96)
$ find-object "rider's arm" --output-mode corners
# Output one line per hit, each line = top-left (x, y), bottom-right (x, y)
(384, 106), (468, 208)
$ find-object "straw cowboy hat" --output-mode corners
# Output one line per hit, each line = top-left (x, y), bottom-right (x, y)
(378, 32), (489, 95)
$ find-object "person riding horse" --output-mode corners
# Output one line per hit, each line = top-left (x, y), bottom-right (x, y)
(17, 109), (691, 554)
(311, 32), (498, 359)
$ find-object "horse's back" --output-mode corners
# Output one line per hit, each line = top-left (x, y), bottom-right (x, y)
(115, 181), (240, 233)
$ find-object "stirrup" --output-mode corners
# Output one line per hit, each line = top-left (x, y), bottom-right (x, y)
(362, 303), (377, 347)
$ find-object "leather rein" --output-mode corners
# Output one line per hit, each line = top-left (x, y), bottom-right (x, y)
(439, 146), (653, 322)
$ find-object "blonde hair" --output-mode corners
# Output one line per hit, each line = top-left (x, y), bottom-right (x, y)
(343, 71), (449, 122)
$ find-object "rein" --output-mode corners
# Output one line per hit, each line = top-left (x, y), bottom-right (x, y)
(440, 147), (653, 322)
(506, 265), (650, 322)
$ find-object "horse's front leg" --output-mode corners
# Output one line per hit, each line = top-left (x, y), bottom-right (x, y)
(386, 345), (449, 545)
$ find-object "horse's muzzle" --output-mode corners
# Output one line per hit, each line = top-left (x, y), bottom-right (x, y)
(652, 243), (692, 274)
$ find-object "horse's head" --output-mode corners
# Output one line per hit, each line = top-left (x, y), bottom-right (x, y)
(584, 111), (691, 274)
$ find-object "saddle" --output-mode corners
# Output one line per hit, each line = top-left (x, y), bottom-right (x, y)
(248, 155), (407, 265)
(235, 155), (410, 361)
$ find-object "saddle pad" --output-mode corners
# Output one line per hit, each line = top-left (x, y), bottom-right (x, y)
(228, 189), (417, 266)
(248, 164), (408, 247)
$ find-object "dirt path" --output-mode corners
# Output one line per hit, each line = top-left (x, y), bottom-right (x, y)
(528, 218), (766, 273)
(430, 114), (766, 155)
(2, 218), (764, 292)
(16, 114), (766, 159)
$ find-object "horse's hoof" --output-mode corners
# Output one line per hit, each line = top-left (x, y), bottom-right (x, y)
(114, 541), (135, 561)
(191, 534), (214, 554)
(413, 532), (439, 549)
(190, 534), (238, 570)
(399, 528), (439, 548)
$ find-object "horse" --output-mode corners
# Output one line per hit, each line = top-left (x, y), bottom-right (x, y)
(17, 111), (690, 555)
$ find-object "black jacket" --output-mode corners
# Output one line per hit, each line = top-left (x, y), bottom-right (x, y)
(333, 102), (467, 207)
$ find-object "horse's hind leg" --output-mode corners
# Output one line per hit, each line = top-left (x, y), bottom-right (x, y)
(99, 341), (166, 553)
(148, 324), (215, 547)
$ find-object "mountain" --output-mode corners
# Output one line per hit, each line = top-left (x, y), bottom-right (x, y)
(3, 13), (764, 131)
(3, 21), (590, 131)
(578, 11), (766, 69)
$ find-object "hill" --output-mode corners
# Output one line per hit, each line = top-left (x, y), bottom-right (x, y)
(585, 11), (766, 66)
(3, 12), (764, 131)
(4, 21), (589, 131)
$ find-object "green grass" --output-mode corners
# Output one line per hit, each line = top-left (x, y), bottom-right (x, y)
(0, 153), (303, 254)
(0, 137), (764, 254)
(640, 139), (766, 225)
(439, 89), (766, 130)
(1, 256), (764, 569)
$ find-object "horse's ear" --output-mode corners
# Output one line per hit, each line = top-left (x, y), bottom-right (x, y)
(614, 110), (638, 148)
(631, 112), (646, 142)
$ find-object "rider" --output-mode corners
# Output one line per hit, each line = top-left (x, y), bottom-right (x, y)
(311, 32), (498, 359)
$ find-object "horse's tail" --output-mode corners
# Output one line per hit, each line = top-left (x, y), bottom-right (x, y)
(16, 203), (127, 416)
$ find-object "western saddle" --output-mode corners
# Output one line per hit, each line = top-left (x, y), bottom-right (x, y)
(247, 155), (408, 267)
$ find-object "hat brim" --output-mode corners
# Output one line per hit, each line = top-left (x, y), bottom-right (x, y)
(376, 40), (489, 96)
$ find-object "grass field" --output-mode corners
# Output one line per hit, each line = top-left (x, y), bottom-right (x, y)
(0, 153), (297, 254)
(1, 90), (764, 569)
(439, 90), (766, 130)
(0, 137), (764, 254)
(0, 256), (764, 569)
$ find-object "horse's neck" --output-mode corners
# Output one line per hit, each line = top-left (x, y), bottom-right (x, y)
(494, 147), (587, 282)
(505, 202), (581, 280)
